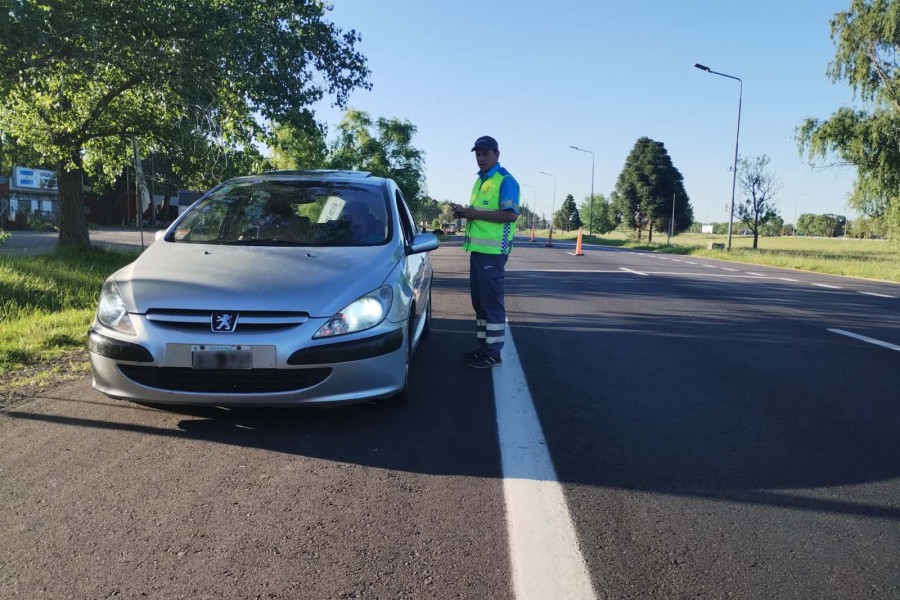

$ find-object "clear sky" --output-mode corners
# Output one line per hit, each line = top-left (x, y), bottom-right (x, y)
(313, 0), (860, 225)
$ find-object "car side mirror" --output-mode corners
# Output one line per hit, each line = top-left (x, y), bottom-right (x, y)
(408, 232), (439, 254)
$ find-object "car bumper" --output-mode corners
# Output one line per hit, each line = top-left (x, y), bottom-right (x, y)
(88, 325), (407, 406)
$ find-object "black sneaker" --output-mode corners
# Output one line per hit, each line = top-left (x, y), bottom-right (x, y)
(462, 348), (486, 362)
(465, 354), (502, 369)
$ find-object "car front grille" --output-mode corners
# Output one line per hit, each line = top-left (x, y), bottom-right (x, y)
(118, 365), (331, 393)
(145, 309), (309, 332)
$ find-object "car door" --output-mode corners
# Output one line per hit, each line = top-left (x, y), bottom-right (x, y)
(394, 188), (432, 330)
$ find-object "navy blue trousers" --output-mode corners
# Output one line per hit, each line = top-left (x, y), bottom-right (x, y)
(470, 252), (508, 359)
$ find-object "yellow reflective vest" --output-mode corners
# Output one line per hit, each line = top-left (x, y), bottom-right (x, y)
(463, 170), (516, 254)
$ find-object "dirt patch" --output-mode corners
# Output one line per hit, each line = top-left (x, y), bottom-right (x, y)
(0, 349), (91, 410)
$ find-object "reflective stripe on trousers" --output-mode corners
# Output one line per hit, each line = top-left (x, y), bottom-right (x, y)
(470, 252), (508, 359)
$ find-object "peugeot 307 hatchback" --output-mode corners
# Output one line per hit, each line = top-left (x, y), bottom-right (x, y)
(88, 170), (439, 405)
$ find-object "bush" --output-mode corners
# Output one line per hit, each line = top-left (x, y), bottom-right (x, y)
(0, 229), (9, 245)
(14, 210), (30, 230)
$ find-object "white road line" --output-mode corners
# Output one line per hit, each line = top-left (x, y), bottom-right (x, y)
(685, 261), (698, 265)
(812, 283), (843, 290)
(828, 329), (900, 352)
(507, 269), (622, 273)
(859, 291), (896, 299)
(494, 327), (598, 600)
(778, 277), (800, 282)
(701, 264), (717, 269)
(671, 259), (683, 262)
(721, 267), (738, 272)
(565, 252), (586, 256)
(619, 267), (648, 276)
(745, 272), (767, 277)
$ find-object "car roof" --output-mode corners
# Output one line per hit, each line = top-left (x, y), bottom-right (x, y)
(226, 170), (388, 186)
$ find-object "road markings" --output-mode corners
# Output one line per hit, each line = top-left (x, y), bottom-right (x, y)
(745, 272), (767, 277)
(778, 277), (800, 282)
(507, 269), (622, 273)
(685, 261), (699, 265)
(812, 283), (843, 290)
(619, 267), (648, 276)
(721, 267), (738, 272)
(671, 259), (683, 262)
(701, 264), (717, 269)
(494, 327), (598, 600)
(859, 291), (896, 299)
(828, 329), (900, 352)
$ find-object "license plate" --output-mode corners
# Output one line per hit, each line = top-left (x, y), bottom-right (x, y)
(191, 345), (252, 369)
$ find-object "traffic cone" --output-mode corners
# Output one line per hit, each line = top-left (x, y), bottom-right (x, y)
(530, 225), (536, 242)
(574, 227), (584, 256)
(545, 227), (554, 247)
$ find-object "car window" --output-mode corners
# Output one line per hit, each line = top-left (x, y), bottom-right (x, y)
(169, 180), (389, 246)
(395, 190), (416, 245)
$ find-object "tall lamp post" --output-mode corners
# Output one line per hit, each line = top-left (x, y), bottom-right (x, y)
(569, 145), (595, 235)
(521, 183), (537, 228)
(539, 170), (556, 231)
(694, 63), (742, 250)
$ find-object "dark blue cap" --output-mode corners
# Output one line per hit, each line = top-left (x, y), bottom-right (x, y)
(471, 135), (499, 152)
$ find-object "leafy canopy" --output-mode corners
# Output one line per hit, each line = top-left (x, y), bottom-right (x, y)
(797, 0), (900, 238)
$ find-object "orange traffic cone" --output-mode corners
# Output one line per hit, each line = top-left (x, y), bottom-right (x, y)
(530, 225), (536, 242)
(575, 227), (584, 256)
(545, 227), (554, 247)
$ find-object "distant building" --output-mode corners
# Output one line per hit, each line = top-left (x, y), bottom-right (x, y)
(701, 224), (714, 234)
(1, 166), (59, 223)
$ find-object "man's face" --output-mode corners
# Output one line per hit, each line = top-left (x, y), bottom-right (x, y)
(474, 148), (499, 173)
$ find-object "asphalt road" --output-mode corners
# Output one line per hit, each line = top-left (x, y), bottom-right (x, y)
(1, 233), (898, 599)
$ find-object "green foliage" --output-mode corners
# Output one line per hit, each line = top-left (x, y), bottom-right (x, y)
(578, 194), (615, 234)
(796, 212), (848, 237)
(326, 110), (426, 214)
(735, 155), (783, 248)
(0, 229), (9, 245)
(0, 247), (137, 372)
(612, 137), (693, 242)
(798, 0), (900, 239)
(555, 194), (582, 231)
(0, 0), (371, 249)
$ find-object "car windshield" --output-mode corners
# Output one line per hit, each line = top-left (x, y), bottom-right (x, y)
(168, 180), (390, 246)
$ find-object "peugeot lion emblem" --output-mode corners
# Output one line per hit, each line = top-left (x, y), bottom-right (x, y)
(211, 312), (239, 332)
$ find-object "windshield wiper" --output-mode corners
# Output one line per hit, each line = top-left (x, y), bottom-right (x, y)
(222, 238), (308, 246)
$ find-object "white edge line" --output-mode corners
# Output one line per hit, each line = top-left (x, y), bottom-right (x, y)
(721, 267), (738, 272)
(858, 291), (896, 299)
(619, 267), (648, 276)
(778, 278), (800, 282)
(812, 283), (843, 290)
(745, 272), (768, 277)
(828, 328), (900, 351)
(494, 326), (598, 600)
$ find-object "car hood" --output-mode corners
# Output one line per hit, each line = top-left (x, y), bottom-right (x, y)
(113, 240), (403, 317)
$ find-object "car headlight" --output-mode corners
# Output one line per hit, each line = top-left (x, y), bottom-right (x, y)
(97, 280), (136, 335)
(314, 286), (393, 338)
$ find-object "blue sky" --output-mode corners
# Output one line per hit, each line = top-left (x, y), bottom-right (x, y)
(313, 0), (860, 225)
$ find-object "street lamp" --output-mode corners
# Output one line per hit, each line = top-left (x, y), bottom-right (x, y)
(569, 146), (595, 235)
(695, 62), (742, 250)
(539, 170), (556, 231)
(521, 183), (537, 229)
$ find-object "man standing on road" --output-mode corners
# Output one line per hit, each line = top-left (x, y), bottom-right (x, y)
(450, 135), (520, 369)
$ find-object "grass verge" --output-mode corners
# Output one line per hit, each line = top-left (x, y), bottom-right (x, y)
(536, 229), (900, 283)
(0, 247), (138, 385)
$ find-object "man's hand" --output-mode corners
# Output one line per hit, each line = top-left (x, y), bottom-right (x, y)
(450, 203), (468, 219)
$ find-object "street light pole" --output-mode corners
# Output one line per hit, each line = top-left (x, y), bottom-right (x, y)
(539, 170), (556, 229)
(695, 63), (742, 251)
(569, 146), (595, 235)
(522, 183), (537, 228)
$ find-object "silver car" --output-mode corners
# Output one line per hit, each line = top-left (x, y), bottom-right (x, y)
(88, 170), (438, 406)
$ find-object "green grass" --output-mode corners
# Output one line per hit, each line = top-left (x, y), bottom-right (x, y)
(0, 247), (138, 377)
(534, 229), (900, 282)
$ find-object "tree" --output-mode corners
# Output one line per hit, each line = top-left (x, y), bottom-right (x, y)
(797, 0), (900, 240)
(0, 0), (370, 248)
(578, 193), (615, 234)
(612, 137), (693, 242)
(326, 110), (426, 214)
(735, 155), (782, 248)
(554, 194), (582, 231)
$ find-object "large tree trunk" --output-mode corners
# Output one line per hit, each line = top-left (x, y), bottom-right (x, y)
(57, 155), (90, 249)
